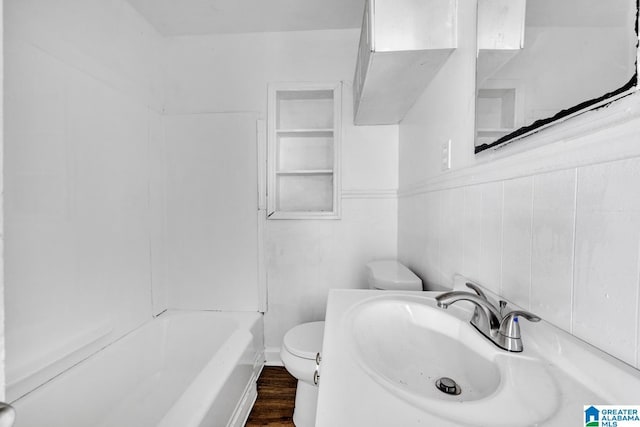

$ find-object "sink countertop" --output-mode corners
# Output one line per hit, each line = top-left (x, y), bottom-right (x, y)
(315, 289), (640, 427)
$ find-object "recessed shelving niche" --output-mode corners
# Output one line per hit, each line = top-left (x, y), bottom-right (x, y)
(475, 82), (524, 148)
(267, 83), (341, 219)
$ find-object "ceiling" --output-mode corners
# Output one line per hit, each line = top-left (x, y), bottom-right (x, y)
(126, 0), (635, 37)
(125, 0), (366, 36)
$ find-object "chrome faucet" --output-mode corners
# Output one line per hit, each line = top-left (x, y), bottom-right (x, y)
(435, 282), (541, 352)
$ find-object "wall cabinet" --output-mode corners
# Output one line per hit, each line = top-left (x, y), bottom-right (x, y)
(353, 0), (457, 125)
(267, 83), (341, 219)
(476, 0), (526, 85)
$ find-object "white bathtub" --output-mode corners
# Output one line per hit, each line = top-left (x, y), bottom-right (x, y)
(12, 311), (264, 427)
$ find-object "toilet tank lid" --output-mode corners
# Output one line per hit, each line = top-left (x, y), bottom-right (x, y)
(366, 260), (422, 290)
(283, 321), (325, 360)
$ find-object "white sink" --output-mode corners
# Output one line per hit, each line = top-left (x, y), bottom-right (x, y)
(317, 289), (640, 427)
(348, 295), (500, 401)
(345, 295), (560, 426)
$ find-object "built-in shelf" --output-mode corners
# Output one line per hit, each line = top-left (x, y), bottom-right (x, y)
(276, 169), (334, 175)
(276, 129), (334, 135)
(475, 83), (524, 147)
(268, 82), (342, 219)
(477, 128), (513, 137)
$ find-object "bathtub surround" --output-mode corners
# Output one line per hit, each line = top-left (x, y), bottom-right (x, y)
(398, 0), (640, 368)
(162, 30), (400, 364)
(163, 113), (261, 311)
(4, 0), (165, 401)
(4, 0), (268, 403)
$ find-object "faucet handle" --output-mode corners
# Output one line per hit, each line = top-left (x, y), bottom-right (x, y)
(499, 310), (541, 337)
(498, 310), (541, 352)
(507, 310), (541, 323)
(465, 282), (488, 300)
(500, 310), (540, 340)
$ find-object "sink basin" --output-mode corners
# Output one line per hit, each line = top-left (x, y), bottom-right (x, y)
(348, 295), (500, 402)
(345, 295), (560, 426)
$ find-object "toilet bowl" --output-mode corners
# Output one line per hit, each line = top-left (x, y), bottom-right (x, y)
(280, 260), (421, 426)
(280, 321), (324, 427)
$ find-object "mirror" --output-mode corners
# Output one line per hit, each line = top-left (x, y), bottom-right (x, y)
(475, 0), (638, 153)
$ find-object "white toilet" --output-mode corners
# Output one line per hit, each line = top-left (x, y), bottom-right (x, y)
(280, 260), (422, 427)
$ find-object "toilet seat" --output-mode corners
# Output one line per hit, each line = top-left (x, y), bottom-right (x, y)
(283, 321), (324, 360)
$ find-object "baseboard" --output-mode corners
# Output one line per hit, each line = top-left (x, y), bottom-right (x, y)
(265, 346), (283, 366)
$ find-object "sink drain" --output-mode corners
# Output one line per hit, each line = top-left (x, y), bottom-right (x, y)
(435, 377), (461, 395)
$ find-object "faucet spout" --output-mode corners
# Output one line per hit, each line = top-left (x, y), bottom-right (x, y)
(436, 290), (491, 308)
(435, 286), (541, 352)
(435, 291), (501, 331)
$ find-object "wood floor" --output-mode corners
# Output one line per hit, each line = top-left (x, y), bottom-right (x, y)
(245, 366), (297, 426)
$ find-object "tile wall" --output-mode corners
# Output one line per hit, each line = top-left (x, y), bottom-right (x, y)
(399, 156), (640, 368)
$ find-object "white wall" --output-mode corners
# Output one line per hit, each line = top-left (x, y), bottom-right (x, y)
(164, 29), (399, 360)
(163, 113), (260, 311)
(164, 30), (358, 115)
(398, 0), (477, 187)
(0, 0), (5, 401)
(398, 0), (640, 369)
(4, 0), (164, 400)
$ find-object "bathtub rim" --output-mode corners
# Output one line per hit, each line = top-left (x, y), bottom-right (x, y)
(11, 309), (265, 427)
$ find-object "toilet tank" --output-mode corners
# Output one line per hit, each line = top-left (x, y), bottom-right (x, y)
(365, 260), (422, 291)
